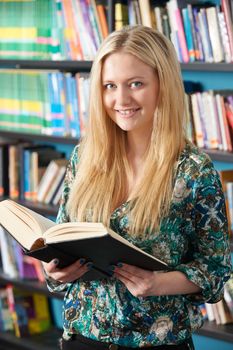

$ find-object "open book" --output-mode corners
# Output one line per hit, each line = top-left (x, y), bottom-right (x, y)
(0, 200), (168, 280)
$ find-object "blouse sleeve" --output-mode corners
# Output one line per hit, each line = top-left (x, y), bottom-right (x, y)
(45, 145), (79, 293)
(175, 161), (232, 304)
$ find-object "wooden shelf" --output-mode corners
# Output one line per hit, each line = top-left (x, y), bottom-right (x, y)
(0, 130), (79, 145)
(0, 328), (61, 350)
(181, 62), (233, 72)
(1, 59), (233, 73)
(202, 149), (233, 163)
(0, 59), (92, 73)
(0, 273), (63, 299)
(196, 320), (233, 343)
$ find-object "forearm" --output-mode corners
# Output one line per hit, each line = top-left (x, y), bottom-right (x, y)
(154, 270), (201, 296)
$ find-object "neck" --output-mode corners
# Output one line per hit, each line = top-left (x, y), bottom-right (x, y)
(126, 129), (151, 160)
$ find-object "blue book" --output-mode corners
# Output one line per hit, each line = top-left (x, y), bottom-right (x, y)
(71, 76), (81, 139)
(182, 8), (195, 62)
(48, 72), (65, 136)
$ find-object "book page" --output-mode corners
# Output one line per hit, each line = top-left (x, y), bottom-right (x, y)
(0, 200), (55, 250)
(44, 222), (107, 241)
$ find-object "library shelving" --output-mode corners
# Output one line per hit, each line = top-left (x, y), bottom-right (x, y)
(0, 1), (233, 349)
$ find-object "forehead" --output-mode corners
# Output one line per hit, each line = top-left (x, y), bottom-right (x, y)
(102, 51), (156, 80)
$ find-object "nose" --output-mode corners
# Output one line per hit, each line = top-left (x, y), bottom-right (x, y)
(115, 85), (131, 105)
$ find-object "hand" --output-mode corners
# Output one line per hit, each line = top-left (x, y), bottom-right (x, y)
(42, 259), (92, 283)
(113, 264), (202, 297)
(112, 263), (162, 297)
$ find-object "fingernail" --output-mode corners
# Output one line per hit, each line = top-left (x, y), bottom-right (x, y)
(86, 262), (93, 270)
(117, 262), (123, 268)
(108, 265), (115, 271)
(79, 258), (86, 265)
(53, 258), (59, 266)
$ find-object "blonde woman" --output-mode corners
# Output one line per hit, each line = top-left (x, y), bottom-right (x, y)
(43, 26), (231, 350)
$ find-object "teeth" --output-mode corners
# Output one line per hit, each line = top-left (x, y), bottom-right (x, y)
(118, 109), (137, 115)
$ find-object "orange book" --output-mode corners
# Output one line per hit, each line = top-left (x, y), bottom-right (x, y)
(62, 0), (83, 60)
(96, 4), (109, 38)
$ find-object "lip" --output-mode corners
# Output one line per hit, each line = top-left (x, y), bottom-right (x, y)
(115, 108), (140, 118)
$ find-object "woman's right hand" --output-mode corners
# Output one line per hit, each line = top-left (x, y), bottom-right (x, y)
(42, 258), (92, 283)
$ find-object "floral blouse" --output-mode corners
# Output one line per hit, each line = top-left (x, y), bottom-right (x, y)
(46, 142), (231, 347)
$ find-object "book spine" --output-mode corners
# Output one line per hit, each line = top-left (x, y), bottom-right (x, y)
(206, 6), (224, 63)
(175, 7), (189, 62)
(198, 8), (214, 63)
(222, 0), (233, 61)
(138, 0), (152, 27)
(217, 9), (232, 63)
(181, 7), (195, 62)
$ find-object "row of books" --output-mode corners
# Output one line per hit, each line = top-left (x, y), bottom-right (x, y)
(0, 0), (108, 60)
(186, 90), (233, 152)
(0, 284), (51, 337)
(0, 69), (90, 138)
(0, 226), (45, 281)
(200, 273), (233, 325)
(0, 142), (68, 205)
(115, 0), (233, 63)
(1, 81), (233, 153)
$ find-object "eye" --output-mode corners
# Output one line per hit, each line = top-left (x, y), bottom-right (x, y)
(130, 81), (143, 88)
(104, 83), (116, 89)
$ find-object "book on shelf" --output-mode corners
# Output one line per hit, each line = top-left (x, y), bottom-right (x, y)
(0, 200), (168, 281)
(5, 285), (51, 337)
(37, 158), (68, 203)
(0, 287), (14, 332)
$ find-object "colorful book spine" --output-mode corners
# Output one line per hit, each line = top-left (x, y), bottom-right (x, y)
(181, 7), (195, 62)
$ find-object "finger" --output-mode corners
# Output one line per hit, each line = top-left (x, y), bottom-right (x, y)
(54, 265), (87, 283)
(43, 258), (60, 273)
(113, 265), (141, 282)
(114, 270), (138, 286)
(117, 263), (148, 277)
(52, 261), (93, 283)
(114, 272), (135, 290)
(61, 258), (86, 274)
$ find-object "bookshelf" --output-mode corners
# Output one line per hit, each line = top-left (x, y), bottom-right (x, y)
(0, 0), (233, 349)
(0, 59), (92, 73)
(0, 130), (79, 145)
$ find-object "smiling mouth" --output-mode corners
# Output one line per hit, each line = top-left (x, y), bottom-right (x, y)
(116, 108), (140, 116)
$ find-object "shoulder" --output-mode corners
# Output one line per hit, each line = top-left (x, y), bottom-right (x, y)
(176, 142), (222, 192)
(178, 142), (215, 176)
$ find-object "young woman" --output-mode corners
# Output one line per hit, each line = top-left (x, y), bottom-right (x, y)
(43, 26), (231, 350)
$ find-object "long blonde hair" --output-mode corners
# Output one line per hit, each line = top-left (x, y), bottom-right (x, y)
(67, 25), (187, 236)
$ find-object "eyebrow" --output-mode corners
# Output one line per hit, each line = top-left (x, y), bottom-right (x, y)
(102, 76), (146, 83)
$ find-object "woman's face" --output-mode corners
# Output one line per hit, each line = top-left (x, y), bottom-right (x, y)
(102, 51), (160, 135)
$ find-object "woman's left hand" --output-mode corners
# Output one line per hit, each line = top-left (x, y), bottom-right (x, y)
(112, 263), (201, 298)
(112, 263), (162, 297)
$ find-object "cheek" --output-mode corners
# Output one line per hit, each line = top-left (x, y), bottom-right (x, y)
(103, 93), (112, 110)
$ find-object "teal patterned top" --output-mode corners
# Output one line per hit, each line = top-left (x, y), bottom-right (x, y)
(47, 142), (231, 347)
